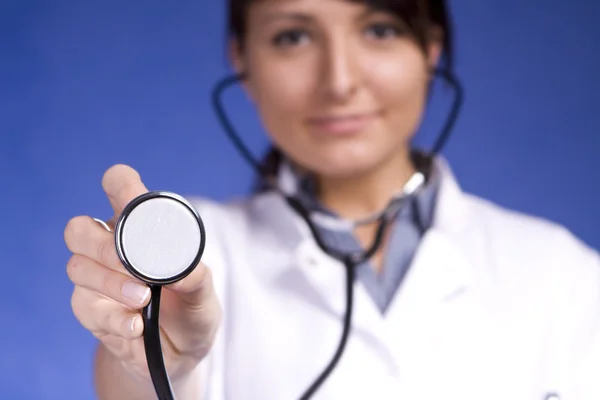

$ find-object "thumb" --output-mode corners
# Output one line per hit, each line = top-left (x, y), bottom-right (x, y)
(165, 261), (214, 308)
(101, 164), (149, 218)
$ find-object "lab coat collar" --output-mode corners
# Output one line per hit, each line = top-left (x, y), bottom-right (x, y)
(275, 154), (468, 232)
(251, 155), (473, 319)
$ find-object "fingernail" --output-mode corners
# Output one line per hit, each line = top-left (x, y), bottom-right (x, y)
(122, 281), (150, 305)
(130, 316), (140, 333)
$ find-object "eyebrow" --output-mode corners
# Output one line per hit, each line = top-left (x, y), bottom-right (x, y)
(258, 7), (385, 26)
(259, 12), (315, 25)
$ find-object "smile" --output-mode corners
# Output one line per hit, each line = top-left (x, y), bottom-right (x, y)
(307, 112), (379, 136)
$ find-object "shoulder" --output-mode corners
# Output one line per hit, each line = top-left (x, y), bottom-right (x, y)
(460, 191), (600, 310)
(432, 156), (599, 279)
(463, 192), (598, 266)
(460, 193), (600, 384)
(433, 157), (598, 273)
(433, 157), (597, 264)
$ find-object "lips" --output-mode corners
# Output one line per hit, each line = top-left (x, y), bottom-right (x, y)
(307, 112), (378, 136)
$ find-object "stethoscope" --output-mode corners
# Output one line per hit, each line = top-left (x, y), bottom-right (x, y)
(101, 66), (464, 400)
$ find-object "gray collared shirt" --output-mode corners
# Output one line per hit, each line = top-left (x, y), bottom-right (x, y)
(293, 164), (440, 314)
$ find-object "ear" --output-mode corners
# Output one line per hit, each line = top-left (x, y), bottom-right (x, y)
(228, 38), (256, 101)
(229, 39), (245, 75)
(426, 26), (444, 70)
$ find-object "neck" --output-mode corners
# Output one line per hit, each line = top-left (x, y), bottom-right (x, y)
(316, 150), (416, 220)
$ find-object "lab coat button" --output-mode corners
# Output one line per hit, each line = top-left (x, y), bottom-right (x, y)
(295, 241), (320, 267)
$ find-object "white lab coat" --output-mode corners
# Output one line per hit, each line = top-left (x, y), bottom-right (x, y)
(189, 158), (600, 400)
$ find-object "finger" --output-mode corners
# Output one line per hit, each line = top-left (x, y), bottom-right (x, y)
(101, 164), (149, 217)
(64, 215), (124, 273)
(67, 254), (151, 309)
(165, 261), (213, 308)
(105, 215), (118, 231)
(93, 215), (117, 232)
(71, 286), (143, 340)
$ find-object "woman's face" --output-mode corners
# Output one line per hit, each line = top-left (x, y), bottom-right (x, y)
(234, 0), (441, 179)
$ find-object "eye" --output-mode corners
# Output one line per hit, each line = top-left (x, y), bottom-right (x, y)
(364, 22), (403, 40)
(272, 28), (311, 47)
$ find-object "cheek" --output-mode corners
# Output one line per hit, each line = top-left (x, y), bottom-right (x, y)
(366, 53), (429, 137)
(368, 52), (428, 108)
(248, 52), (313, 114)
(247, 61), (314, 145)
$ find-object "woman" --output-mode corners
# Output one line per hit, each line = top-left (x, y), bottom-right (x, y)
(64, 0), (600, 399)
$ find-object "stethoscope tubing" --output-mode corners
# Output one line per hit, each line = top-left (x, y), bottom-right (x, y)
(210, 67), (464, 399)
(127, 66), (464, 400)
(143, 285), (175, 399)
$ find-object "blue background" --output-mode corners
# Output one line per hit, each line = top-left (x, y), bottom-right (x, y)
(1, 0), (598, 398)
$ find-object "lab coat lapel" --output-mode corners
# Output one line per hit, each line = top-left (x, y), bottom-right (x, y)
(250, 192), (349, 318)
(400, 156), (472, 304)
(387, 156), (473, 319)
(380, 158), (477, 385)
(393, 229), (471, 311)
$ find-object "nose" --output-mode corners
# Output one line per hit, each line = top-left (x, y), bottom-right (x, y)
(320, 36), (361, 102)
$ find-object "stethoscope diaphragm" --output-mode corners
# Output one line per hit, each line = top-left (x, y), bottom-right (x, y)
(114, 191), (206, 285)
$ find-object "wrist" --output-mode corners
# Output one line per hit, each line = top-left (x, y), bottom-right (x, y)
(98, 345), (203, 400)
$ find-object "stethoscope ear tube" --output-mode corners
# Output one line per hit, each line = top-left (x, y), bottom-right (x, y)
(211, 68), (464, 173)
(430, 68), (464, 154)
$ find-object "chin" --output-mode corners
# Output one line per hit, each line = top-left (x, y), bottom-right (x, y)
(302, 149), (383, 180)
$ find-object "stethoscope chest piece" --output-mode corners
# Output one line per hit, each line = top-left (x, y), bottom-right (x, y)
(114, 191), (206, 285)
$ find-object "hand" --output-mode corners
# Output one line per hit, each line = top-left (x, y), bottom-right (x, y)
(65, 164), (222, 382)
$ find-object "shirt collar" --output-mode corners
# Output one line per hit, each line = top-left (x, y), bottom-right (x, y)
(275, 151), (442, 231)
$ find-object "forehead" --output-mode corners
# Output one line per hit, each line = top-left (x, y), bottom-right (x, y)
(248, 0), (373, 14)
(244, 0), (417, 24)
